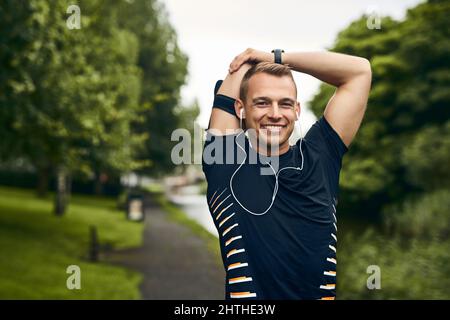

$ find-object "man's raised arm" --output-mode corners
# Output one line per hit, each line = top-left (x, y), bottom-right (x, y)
(282, 51), (371, 147)
(229, 49), (372, 147)
(208, 63), (253, 135)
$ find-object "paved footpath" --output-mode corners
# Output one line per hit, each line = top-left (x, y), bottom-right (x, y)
(105, 196), (225, 299)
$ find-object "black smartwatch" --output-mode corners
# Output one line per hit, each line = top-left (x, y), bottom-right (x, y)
(271, 49), (285, 64)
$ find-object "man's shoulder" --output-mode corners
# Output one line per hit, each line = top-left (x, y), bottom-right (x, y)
(303, 115), (348, 161)
(202, 131), (246, 175)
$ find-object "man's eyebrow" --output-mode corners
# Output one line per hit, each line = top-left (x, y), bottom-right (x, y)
(279, 98), (296, 103)
(252, 96), (271, 102)
(252, 97), (295, 103)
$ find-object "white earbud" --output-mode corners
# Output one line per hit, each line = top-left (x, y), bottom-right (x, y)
(239, 109), (245, 130)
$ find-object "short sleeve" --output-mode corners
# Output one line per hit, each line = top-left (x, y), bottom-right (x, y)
(304, 115), (348, 160)
(302, 116), (348, 194)
(202, 132), (244, 178)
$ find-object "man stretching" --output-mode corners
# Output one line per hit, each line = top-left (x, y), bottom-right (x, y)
(202, 48), (371, 300)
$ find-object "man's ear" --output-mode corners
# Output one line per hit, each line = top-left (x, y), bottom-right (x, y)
(235, 99), (245, 119)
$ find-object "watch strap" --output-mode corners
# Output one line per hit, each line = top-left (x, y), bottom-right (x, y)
(271, 49), (285, 64)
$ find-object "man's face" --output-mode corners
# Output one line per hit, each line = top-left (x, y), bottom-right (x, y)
(242, 73), (300, 154)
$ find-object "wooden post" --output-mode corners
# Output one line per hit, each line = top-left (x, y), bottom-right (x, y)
(54, 165), (67, 216)
(89, 225), (99, 262)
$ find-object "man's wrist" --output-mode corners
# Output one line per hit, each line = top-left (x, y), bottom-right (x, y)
(256, 51), (275, 64)
(271, 49), (285, 64)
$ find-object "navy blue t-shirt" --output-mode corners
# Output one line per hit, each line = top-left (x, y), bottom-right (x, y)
(202, 100), (348, 300)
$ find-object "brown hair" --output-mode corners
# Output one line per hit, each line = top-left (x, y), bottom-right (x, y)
(239, 62), (296, 103)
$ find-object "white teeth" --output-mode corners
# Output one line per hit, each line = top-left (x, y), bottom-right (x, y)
(262, 125), (283, 132)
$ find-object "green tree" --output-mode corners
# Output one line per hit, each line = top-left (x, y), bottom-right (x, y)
(312, 0), (450, 299)
(0, 0), (145, 213)
(309, 0), (450, 220)
(400, 121), (450, 191)
(116, 0), (193, 177)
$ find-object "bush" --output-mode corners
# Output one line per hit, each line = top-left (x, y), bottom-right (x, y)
(338, 229), (450, 299)
(383, 189), (450, 241)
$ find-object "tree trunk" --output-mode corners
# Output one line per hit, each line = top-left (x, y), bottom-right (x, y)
(36, 166), (50, 198)
(94, 172), (103, 196)
(54, 166), (68, 216)
(66, 173), (72, 203)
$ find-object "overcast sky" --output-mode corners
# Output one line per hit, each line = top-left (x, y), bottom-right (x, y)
(163, 0), (423, 132)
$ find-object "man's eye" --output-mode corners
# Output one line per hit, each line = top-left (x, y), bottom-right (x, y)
(255, 101), (269, 107)
(281, 103), (294, 108)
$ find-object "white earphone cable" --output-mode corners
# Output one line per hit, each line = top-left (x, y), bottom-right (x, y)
(230, 111), (304, 216)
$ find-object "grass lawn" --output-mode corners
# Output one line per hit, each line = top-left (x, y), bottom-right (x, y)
(0, 186), (144, 299)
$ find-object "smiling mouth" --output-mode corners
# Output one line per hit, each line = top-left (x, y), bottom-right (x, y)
(260, 124), (286, 133)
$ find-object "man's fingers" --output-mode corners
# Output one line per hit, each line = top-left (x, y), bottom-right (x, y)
(228, 48), (259, 73)
(229, 51), (247, 73)
(229, 54), (251, 73)
(229, 56), (243, 72)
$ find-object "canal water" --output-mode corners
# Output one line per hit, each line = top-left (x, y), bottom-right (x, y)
(167, 185), (218, 238)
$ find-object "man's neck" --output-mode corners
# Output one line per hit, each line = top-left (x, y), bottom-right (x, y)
(248, 135), (289, 157)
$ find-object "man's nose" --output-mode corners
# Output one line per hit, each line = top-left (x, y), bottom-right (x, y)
(268, 103), (282, 119)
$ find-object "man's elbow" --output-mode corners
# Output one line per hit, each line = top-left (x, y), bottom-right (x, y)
(359, 58), (372, 78)
(344, 58), (372, 88)
(353, 58), (372, 89)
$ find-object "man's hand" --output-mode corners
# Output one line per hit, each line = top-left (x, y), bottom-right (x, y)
(228, 48), (273, 74)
